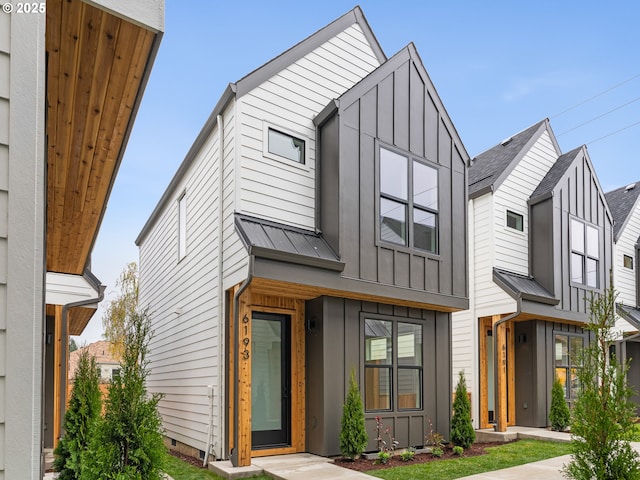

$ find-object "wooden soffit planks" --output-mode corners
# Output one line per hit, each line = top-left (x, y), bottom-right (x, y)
(45, 0), (155, 274)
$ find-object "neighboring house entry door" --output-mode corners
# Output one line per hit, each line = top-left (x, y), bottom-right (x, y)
(251, 312), (291, 449)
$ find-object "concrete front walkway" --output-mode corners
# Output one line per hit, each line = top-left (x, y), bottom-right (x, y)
(210, 453), (378, 479)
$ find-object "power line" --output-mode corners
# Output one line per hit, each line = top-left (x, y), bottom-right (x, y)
(550, 73), (640, 119)
(557, 96), (640, 136)
(586, 120), (640, 146)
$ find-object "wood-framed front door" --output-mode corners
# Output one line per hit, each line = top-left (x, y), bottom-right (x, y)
(479, 315), (515, 431)
(228, 286), (305, 466)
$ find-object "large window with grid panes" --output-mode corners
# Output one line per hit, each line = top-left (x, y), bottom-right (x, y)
(570, 217), (599, 288)
(378, 145), (438, 254)
(364, 318), (423, 412)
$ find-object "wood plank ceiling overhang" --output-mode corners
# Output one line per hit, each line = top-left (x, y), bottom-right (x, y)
(45, 0), (158, 334)
(45, 0), (156, 276)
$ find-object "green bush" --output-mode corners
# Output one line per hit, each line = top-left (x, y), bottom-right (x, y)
(399, 448), (415, 462)
(549, 375), (571, 431)
(339, 368), (368, 460)
(82, 309), (166, 479)
(453, 445), (464, 456)
(563, 286), (640, 480)
(450, 371), (475, 449)
(53, 348), (102, 479)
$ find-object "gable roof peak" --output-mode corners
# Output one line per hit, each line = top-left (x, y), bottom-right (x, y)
(605, 178), (640, 241)
(469, 119), (558, 198)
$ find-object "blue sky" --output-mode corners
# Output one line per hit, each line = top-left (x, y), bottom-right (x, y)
(77, 0), (640, 344)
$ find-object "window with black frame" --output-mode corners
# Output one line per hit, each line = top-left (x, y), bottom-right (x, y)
(364, 318), (423, 412)
(555, 333), (583, 400)
(379, 146), (438, 253)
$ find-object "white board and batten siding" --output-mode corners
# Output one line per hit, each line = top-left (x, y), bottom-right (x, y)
(235, 24), (381, 231)
(614, 203), (640, 332)
(493, 131), (558, 275)
(141, 103), (235, 457)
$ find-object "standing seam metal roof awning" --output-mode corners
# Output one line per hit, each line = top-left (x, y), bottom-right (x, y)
(234, 214), (345, 272)
(617, 303), (640, 331)
(493, 267), (559, 305)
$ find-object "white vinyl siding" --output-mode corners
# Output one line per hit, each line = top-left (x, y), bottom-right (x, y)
(613, 203), (640, 333)
(493, 131), (558, 275)
(141, 108), (228, 454)
(3, 11), (47, 479)
(236, 24), (381, 230)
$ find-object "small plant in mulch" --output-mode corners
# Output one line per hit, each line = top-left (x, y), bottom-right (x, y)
(451, 370), (476, 449)
(399, 448), (416, 462)
(453, 445), (464, 456)
(373, 416), (399, 464)
(425, 418), (447, 458)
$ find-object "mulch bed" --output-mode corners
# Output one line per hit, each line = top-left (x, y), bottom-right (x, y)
(334, 441), (511, 472)
(169, 449), (209, 468)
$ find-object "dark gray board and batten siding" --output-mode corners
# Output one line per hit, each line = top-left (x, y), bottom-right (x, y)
(305, 297), (451, 457)
(530, 147), (614, 318)
(315, 44), (468, 308)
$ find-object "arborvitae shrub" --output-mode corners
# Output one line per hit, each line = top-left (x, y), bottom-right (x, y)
(450, 370), (475, 449)
(549, 376), (571, 431)
(563, 285), (640, 480)
(83, 309), (166, 480)
(339, 368), (368, 460)
(53, 348), (102, 479)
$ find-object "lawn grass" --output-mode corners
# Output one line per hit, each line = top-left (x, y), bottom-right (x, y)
(163, 454), (271, 480)
(367, 440), (572, 480)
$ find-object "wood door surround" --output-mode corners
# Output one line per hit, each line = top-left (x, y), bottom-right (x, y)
(228, 284), (306, 466)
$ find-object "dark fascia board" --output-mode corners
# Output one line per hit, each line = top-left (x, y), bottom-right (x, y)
(253, 257), (469, 311)
(528, 191), (553, 206)
(617, 303), (640, 330)
(520, 299), (587, 324)
(468, 184), (493, 200)
(136, 83), (236, 245)
(235, 6), (386, 98)
(492, 268), (559, 306)
(249, 245), (345, 272)
(313, 99), (340, 128)
(475, 120), (551, 201)
(338, 42), (470, 163)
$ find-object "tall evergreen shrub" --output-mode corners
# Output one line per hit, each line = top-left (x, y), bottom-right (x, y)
(563, 285), (640, 480)
(339, 368), (368, 460)
(549, 375), (571, 431)
(53, 348), (102, 479)
(450, 370), (475, 449)
(83, 309), (165, 479)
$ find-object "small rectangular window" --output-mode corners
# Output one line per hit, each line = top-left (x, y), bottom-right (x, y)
(506, 210), (523, 231)
(178, 193), (187, 260)
(268, 128), (305, 164)
(624, 255), (634, 270)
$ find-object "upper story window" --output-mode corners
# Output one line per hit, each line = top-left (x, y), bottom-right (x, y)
(268, 128), (305, 164)
(624, 255), (634, 270)
(379, 146), (438, 253)
(364, 318), (423, 412)
(178, 193), (187, 260)
(570, 218), (599, 288)
(506, 210), (524, 231)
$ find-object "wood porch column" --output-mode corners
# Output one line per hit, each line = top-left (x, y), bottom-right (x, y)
(53, 305), (63, 447)
(494, 315), (508, 433)
(236, 288), (252, 466)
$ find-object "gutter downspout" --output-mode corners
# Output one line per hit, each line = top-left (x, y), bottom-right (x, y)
(215, 114), (225, 462)
(492, 297), (521, 432)
(230, 255), (254, 467)
(59, 283), (106, 437)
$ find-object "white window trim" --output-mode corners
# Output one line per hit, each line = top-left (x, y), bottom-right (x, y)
(262, 121), (310, 172)
(505, 208), (525, 235)
(178, 192), (187, 261)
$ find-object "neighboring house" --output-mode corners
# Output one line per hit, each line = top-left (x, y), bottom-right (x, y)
(2, 1), (162, 477)
(452, 119), (614, 432)
(69, 340), (121, 384)
(605, 181), (640, 409)
(136, 7), (469, 467)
